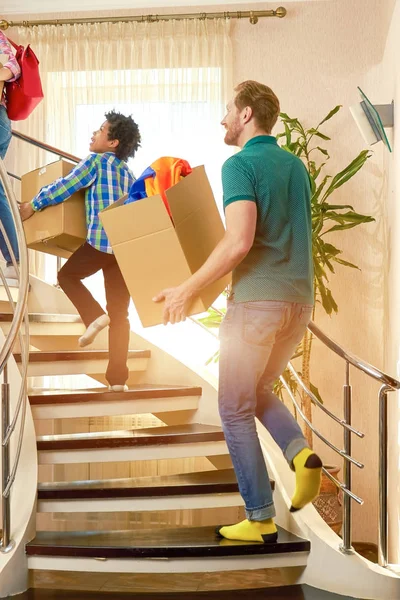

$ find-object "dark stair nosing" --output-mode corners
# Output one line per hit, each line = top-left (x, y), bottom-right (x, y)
(29, 385), (201, 405)
(37, 423), (225, 451)
(0, 584), (324, 600)
(26, 525), (310, 559)
(37, 469), (271, 500)
(15, 349), (151, 363)
(0, 312), (81, 323)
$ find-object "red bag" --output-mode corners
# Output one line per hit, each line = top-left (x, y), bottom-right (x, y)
(5, 38), (44, 121)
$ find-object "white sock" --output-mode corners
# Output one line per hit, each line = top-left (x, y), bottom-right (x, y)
(108, 385), (129, 392)
(78, 314), (110, 348)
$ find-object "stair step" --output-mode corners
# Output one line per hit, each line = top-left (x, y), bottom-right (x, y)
(1, 311), (85, 337)
(38, 469), (244, 499)
(26, 526), (310, 559)
(36, 469), (259, 512)
(17, 350), (150, 363)
(18, 350), (150, 377)
(37, 423), (224, 451)
(0, 312), (81, 323)
(37, 424), (228, 464)
(29, 385), (201, 419)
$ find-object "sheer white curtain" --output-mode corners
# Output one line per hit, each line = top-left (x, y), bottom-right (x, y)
(7, 18), (233, 279)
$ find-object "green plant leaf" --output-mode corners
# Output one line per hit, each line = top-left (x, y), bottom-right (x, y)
(334, 258), (360, 269)
(309, 382), (324, 404)
(316, 146), (329, 157)
(307, 129), (331, 141)
(317, 105), (342, 128)
(323, 151), (370, 198)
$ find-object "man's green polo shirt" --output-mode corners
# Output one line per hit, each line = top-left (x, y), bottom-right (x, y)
(222, 135), (313, 304)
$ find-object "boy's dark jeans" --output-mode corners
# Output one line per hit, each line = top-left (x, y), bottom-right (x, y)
(58, 242), (130, 386)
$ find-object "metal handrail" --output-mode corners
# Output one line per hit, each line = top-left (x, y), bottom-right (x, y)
(308, 321), (400, 390)
(11, 130), (80, 164)
(286, 362), (364, 438)
(0, 159), (30, 553)
(280, 374), (364, 471)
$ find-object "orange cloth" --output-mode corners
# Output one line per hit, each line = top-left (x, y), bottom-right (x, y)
(144, 157), (192, 216)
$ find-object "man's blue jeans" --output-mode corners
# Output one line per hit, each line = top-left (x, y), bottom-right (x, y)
(218, 300), (313, 521)
(0, 105), (19, 266)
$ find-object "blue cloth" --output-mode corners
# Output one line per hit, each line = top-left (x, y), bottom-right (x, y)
(218, 299), (310, 521)
(124, 166), (155, 204)
(0, 105), (19, 266)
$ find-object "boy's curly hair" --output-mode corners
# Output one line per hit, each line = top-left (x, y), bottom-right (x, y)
(105, 110), (141, 162)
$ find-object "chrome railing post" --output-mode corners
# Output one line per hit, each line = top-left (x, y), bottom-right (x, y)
(1, 364), (13, 553)
(340, 361), (353, 554)
(378, 384), (392, 567)
(0, 159), (30, 554)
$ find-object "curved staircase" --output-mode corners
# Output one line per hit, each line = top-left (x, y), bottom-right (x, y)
(0, 266), (400, 599)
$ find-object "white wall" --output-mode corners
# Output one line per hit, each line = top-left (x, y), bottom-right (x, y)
(362, 0), (400, 564)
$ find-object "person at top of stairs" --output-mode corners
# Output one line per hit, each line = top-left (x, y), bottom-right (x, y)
(19, 110), (141, 392)
(153, 80), (322, 543)
(0, 32), (21, 282)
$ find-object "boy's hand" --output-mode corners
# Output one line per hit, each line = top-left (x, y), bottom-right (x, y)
(19, 202), (35, 221)
(153, 284), (194, 326)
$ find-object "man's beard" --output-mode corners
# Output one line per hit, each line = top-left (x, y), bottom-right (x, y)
(224, 121), (242, 146)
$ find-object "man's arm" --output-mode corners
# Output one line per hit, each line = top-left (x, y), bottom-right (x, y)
(153, 200), (257, 324)
(19, 155), (98, 221)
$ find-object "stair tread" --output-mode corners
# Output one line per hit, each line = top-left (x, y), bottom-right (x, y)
(29, 384), (201, 405)
(0, 312), (81, 323)
(37, 423), (225, 451)
(15, 349), (151, 363)
(37, 468), (261, 499)
(26, 525), (309, 558)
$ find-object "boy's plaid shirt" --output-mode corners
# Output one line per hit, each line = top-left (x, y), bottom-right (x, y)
(31, 152), (134, 254)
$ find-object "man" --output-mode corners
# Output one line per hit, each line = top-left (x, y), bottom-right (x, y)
(20, 110), (141, 392)
(153, 81), (322, 543)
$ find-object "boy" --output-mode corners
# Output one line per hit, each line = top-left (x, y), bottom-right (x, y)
(20, 110), (141, 391)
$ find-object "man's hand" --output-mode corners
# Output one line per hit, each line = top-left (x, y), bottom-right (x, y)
(19, 202), (35, 221)
(153, 284), (195, 325)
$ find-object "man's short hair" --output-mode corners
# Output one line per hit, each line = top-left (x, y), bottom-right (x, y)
(234, 80), (280, 133)
(105, 110), (141, 162)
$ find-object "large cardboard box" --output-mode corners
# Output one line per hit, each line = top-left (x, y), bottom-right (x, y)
(21, 160), (86, 258)
(100, 166), (231, 327)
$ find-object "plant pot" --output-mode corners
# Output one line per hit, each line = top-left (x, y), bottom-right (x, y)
(312, 465), (343, 535)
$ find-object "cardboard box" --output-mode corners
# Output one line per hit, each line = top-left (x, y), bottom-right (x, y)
(21, 160), (86, 258)
(100, 165), (231, 327)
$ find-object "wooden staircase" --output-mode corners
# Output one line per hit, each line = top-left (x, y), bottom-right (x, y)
(3, 276), (400, 600)
(0, 300), (311, 585)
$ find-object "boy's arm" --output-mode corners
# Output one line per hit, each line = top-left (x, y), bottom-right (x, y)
(20, 155), (98, 221)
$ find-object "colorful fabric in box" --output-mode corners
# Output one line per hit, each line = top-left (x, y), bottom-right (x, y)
(126, 156), (192, 216)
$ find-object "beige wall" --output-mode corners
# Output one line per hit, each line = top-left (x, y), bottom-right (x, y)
(364, 0), (400, 563)
(5, 0), (399, 547)
(230, 0), (397, 548)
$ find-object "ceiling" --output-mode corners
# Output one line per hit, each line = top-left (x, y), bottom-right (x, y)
(1, 0), (328, 18)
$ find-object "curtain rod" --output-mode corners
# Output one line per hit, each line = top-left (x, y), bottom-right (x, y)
(0, 7), (287, 30)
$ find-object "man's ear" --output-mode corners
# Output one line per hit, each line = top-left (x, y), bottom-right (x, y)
(242, 106), (253, 124)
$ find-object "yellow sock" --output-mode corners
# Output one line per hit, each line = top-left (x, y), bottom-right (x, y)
(216, 518), (278, 543)
(290, 447), (322, 512)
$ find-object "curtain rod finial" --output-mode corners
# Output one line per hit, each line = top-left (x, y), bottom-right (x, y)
(0, 20), (10, 31)
(276, 7), (287, 19)
(249, 12), (259, 25)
